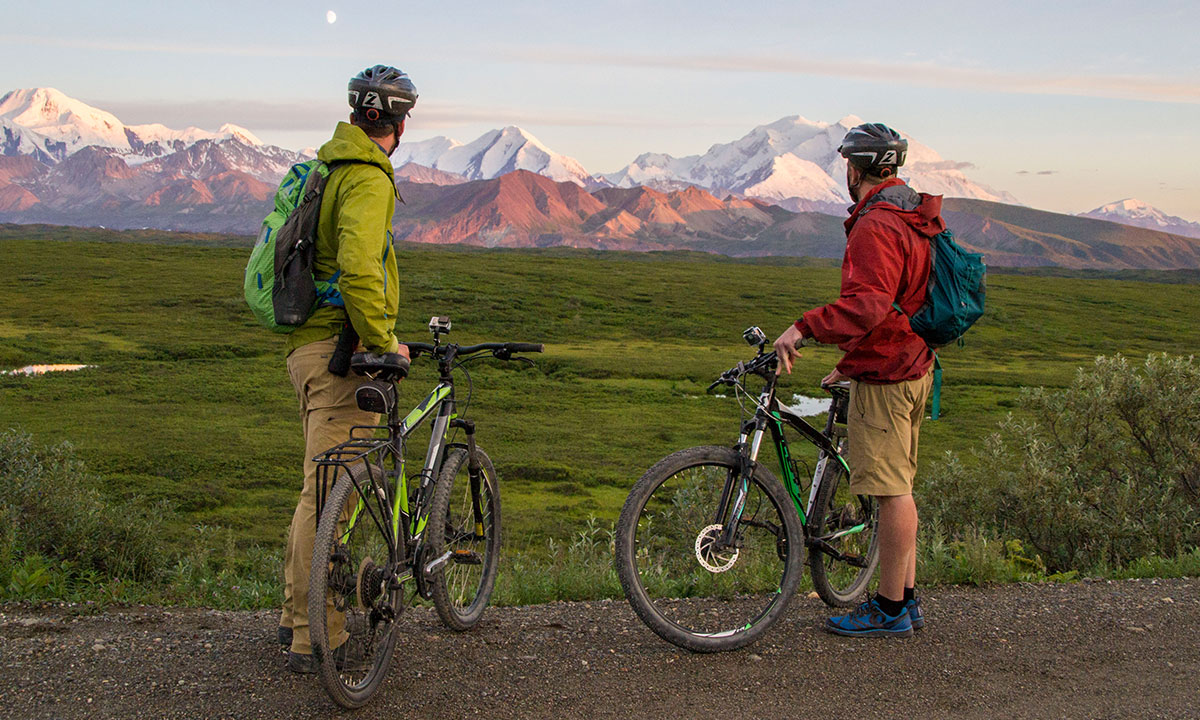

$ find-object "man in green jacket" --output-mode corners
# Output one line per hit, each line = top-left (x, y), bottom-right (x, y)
(278, 65), (416, 674)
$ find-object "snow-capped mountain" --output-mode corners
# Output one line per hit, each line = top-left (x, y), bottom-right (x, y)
(393, 127), (592, 186)
(1, 87), (266, 166)
(603, 115), (1018, 214)
(1079, 198), (1200, 240)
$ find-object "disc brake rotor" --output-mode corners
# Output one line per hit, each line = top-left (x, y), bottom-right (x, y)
(694, 524), (739, 573)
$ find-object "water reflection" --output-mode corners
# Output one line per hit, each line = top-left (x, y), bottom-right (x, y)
(2, 364), (93, 376)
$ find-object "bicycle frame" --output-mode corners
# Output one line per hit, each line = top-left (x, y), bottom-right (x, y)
(312, 378), (459, 568)
(714, 369), (857, 551)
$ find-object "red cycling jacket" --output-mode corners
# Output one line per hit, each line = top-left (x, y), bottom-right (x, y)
(794, 178), (941, 384)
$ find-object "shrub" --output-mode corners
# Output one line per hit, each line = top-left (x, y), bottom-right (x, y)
(0, 430), (280, 607)
(922, 354), (1200, 572)
(0, 430), (171, 585)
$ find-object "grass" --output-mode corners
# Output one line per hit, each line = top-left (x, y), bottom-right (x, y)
(1, 228), (1198, 607)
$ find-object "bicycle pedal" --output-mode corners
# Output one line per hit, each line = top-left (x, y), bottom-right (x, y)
(452, 549), (483, 565)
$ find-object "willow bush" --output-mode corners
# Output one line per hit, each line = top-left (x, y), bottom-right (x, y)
(923, 354), (1200, 572)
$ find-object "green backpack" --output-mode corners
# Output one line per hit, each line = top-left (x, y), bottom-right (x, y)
(902, 228), (986, 347)
(244, 160), (352, 332)
(893, 228), (987, 420)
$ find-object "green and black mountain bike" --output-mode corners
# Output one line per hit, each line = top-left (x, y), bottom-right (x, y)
(307, 317), (542, 708)
(614, 326), (879, 652)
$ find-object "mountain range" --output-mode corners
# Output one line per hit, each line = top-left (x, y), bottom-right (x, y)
(2, 87), (1199, 270)
(1079, 198), (1200, 240)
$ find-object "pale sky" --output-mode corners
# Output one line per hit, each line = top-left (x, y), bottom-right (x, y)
(3, 0), (1198, 220)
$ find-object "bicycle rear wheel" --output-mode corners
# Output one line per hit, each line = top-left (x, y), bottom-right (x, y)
(614, 445), (803, 652)
(807, 460), (879, 606)
(308, 464), (402, 709)
(426, 445), (501, 630)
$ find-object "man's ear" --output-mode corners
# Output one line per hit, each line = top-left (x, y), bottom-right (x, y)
(396, 118), (407, 139)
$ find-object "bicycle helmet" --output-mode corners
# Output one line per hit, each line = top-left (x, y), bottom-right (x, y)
(348, 64), (418, 128)
(838, 123), (907, 178)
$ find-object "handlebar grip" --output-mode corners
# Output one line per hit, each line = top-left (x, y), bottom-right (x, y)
(506, 343), (544, 353)
(403, 342), (436, 355)
(328, 324), (359, 377)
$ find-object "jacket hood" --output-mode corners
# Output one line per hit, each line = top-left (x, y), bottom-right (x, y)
(845, 177), (945, 238)
(317, 122), (397, 184)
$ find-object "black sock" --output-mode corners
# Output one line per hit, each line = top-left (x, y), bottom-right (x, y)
(904, 586), (915, 603)
(874, 592), (906, 617)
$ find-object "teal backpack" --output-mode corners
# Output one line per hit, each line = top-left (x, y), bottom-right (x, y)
(244, 160), (350, 332)
(894, 228), (987, 419)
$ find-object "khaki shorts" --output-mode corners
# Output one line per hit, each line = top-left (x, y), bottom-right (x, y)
(845, 371), (933, 497)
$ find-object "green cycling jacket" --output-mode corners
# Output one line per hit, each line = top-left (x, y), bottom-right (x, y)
(286, 122), (401, 356)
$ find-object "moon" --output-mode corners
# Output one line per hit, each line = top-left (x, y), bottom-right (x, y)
(326, 10), (337, 24)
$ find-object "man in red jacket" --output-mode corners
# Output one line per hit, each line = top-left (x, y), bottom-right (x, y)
(774, 123), (942, 637)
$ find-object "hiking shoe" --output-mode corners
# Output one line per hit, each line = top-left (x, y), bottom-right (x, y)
(824, 598), (913, 637)
(277, 626), (292, 648)
(287, 644), (348, 674)
(287, 650), (318, 674)
(907, 596), (925, 631)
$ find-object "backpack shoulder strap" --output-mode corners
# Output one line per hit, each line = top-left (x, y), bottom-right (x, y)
(322, 158), (401, 200)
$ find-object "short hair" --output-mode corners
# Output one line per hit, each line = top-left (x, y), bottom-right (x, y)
(351, 112), (401, 139)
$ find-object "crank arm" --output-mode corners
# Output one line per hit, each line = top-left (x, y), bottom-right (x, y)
(804, 537), (869, 568)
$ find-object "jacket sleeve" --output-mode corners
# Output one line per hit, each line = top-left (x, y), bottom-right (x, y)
(796, 212), (905, 348)
(334, 169), (399, 354)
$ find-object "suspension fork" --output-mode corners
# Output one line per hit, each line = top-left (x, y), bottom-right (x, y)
(717, 413), (770, 549)
(450, 417), (486, 538)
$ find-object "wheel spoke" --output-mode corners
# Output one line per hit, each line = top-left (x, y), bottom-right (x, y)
(621, 452), (799, 648)
(430, 448), (499, 630)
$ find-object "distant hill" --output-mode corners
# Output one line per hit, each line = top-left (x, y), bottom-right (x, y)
(5, 161), (1200, 268)
(943, 198), (1200, 269)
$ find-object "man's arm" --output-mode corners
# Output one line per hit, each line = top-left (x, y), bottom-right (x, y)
(334, 171), (400, 355)
(797, 213), (905, 347)
(774, 213), (905, 374)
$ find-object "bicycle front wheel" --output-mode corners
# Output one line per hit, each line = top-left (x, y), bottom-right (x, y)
(426, 446), (501, 631)
(807, 460), (879, 606)
(614, 445), (803, 652)
(308, 464), (402, 709)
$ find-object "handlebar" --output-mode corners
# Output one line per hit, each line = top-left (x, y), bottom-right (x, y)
(403, 341), (544, 357)
(708, 350), (778, 391)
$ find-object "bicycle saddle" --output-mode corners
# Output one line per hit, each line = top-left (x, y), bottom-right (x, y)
(350, 351), (410, 381)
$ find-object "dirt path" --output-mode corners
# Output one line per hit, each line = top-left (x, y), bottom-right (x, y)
(1, 578), (1195, 720)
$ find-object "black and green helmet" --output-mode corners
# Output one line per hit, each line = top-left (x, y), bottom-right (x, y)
(348, 65), (418, 127)
(838, 123), (908, 176)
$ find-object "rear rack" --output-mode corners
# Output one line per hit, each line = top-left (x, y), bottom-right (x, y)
(312, 434), (393, 525)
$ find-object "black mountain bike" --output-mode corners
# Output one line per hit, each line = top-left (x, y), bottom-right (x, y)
(614, 326), (879, 652)
(307, 317), (542, 707)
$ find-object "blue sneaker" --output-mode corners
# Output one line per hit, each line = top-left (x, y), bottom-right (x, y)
(906, 596), (925, 631)
(824, 598), (913, 637)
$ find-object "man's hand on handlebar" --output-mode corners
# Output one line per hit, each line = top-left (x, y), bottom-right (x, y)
(773, 325), (806, 376)
(821, 367), (847, 387)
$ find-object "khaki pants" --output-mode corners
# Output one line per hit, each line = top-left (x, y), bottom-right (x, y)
(846, 371), (933, 497)
(279, 337), (378, 654)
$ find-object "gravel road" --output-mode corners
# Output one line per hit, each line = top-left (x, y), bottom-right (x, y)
(2, 578), (1195, 720)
